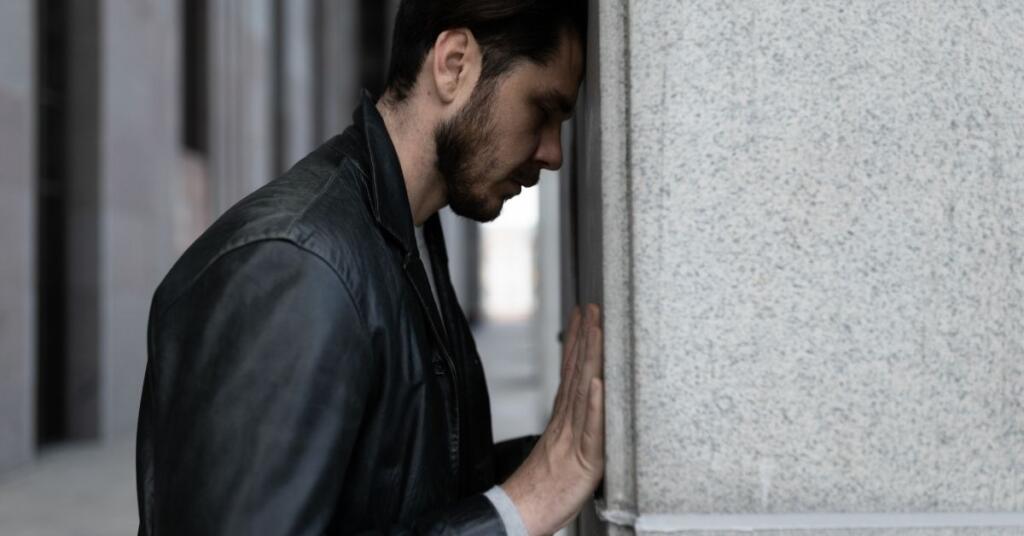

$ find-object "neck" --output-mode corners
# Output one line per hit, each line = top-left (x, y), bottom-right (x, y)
(376, 97), (447, 226)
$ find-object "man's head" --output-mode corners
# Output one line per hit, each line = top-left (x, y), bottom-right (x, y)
(381, 0), (587, 222)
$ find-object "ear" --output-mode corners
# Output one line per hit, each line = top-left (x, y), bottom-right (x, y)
(430, 28), (481, 106)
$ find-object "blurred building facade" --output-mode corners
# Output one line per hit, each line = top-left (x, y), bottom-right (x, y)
(0, 0), (479, 474)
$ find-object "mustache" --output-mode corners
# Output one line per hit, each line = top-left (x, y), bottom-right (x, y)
(509, 167), (540, 187)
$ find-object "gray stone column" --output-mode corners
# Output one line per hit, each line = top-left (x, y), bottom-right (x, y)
(0, 0), (36, 472)
(276, 0), (315, 171)
(66, 0), (179, 439)
(313, 0), (359, 142)
(583, 1), (1024, 534)
(208, 0), (274, 213)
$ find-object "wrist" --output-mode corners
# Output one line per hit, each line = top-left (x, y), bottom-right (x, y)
(485, 485), (530, 536)
(501, 474), (551, 536)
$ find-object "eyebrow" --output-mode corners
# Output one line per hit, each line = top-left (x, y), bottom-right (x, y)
(537, 89), (576, 119)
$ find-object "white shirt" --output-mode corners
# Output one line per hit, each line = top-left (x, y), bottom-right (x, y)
(414, 225), (442, 324)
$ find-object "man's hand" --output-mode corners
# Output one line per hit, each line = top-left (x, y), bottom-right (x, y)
(501, 304), (604, 536)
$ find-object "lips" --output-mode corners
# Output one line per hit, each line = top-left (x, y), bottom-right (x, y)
(502, 169), (539, 200)
(511, 171), (540, 188)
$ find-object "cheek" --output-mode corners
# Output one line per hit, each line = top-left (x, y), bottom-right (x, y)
(489, 146), (533, 180)
(478, 134), (532, 178)
(497, 107), (543, 155)
(498, 127), (541, 168)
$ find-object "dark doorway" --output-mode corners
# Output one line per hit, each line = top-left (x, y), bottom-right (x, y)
(182, 0), (209, 155)
(36, 0), (69, 446)
(359, 0), (390, 96)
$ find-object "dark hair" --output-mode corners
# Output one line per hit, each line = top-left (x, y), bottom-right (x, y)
(384, 0), (587, 102)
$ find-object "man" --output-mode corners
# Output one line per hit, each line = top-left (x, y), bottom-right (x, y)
(136, 0), (603, 534)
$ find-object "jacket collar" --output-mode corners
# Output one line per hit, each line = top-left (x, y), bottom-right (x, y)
(350, 90), (417, 255)
(342, 92), (455, 351)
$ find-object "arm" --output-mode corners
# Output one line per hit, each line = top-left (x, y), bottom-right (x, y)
(141, 240), (505, 535)
(500, 305), (606, 536)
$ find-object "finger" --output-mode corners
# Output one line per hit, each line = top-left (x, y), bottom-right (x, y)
(566, 304), (599, 427)
(571, 325), (602, 436)
(552, 306), (584, 417)
(561, 306), (583, 380)
(571, 306), (593, 379)
(566, 309), (594, 421)
(572, 305), (600, 380)
(565, 305), (598, 393)
(581, 377), (605, 471)
(584, 304), (603, 383)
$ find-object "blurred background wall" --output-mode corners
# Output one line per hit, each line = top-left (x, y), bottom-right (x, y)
(1, 0), (566, 490)
(1, 0), (374, 470)
(0, 1), (570, 533)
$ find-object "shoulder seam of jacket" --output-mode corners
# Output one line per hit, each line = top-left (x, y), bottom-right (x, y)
(154, 237), (372, 347)
(283, 169), (337, 238)
(158, 167), (340, 321)
(333, 152), (374, 210)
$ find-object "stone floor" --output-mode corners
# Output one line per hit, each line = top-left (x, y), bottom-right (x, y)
(0, 437), (137, 536)
(0, 319), (545, 535)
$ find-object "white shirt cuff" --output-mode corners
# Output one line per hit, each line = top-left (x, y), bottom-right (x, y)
(483, 485), (529, 536)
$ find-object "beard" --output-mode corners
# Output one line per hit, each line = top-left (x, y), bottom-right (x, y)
(434, 80), (514, 223)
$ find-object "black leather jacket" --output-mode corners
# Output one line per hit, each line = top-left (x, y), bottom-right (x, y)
(136, 93), (535, 534)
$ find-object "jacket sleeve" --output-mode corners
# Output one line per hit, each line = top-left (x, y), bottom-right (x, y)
(140, 240), (505, 535)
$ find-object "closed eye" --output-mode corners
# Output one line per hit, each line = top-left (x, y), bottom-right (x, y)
(536, 104), (552, 126)
(536, 89), (575, 121)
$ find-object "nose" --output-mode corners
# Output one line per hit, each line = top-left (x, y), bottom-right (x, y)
(534, 123), (563, 171)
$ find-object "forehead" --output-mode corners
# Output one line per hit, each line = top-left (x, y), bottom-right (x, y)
(499, 32), (584, 108)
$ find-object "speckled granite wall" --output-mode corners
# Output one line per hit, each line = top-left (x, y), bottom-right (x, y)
(583, 1), (1024, 534)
